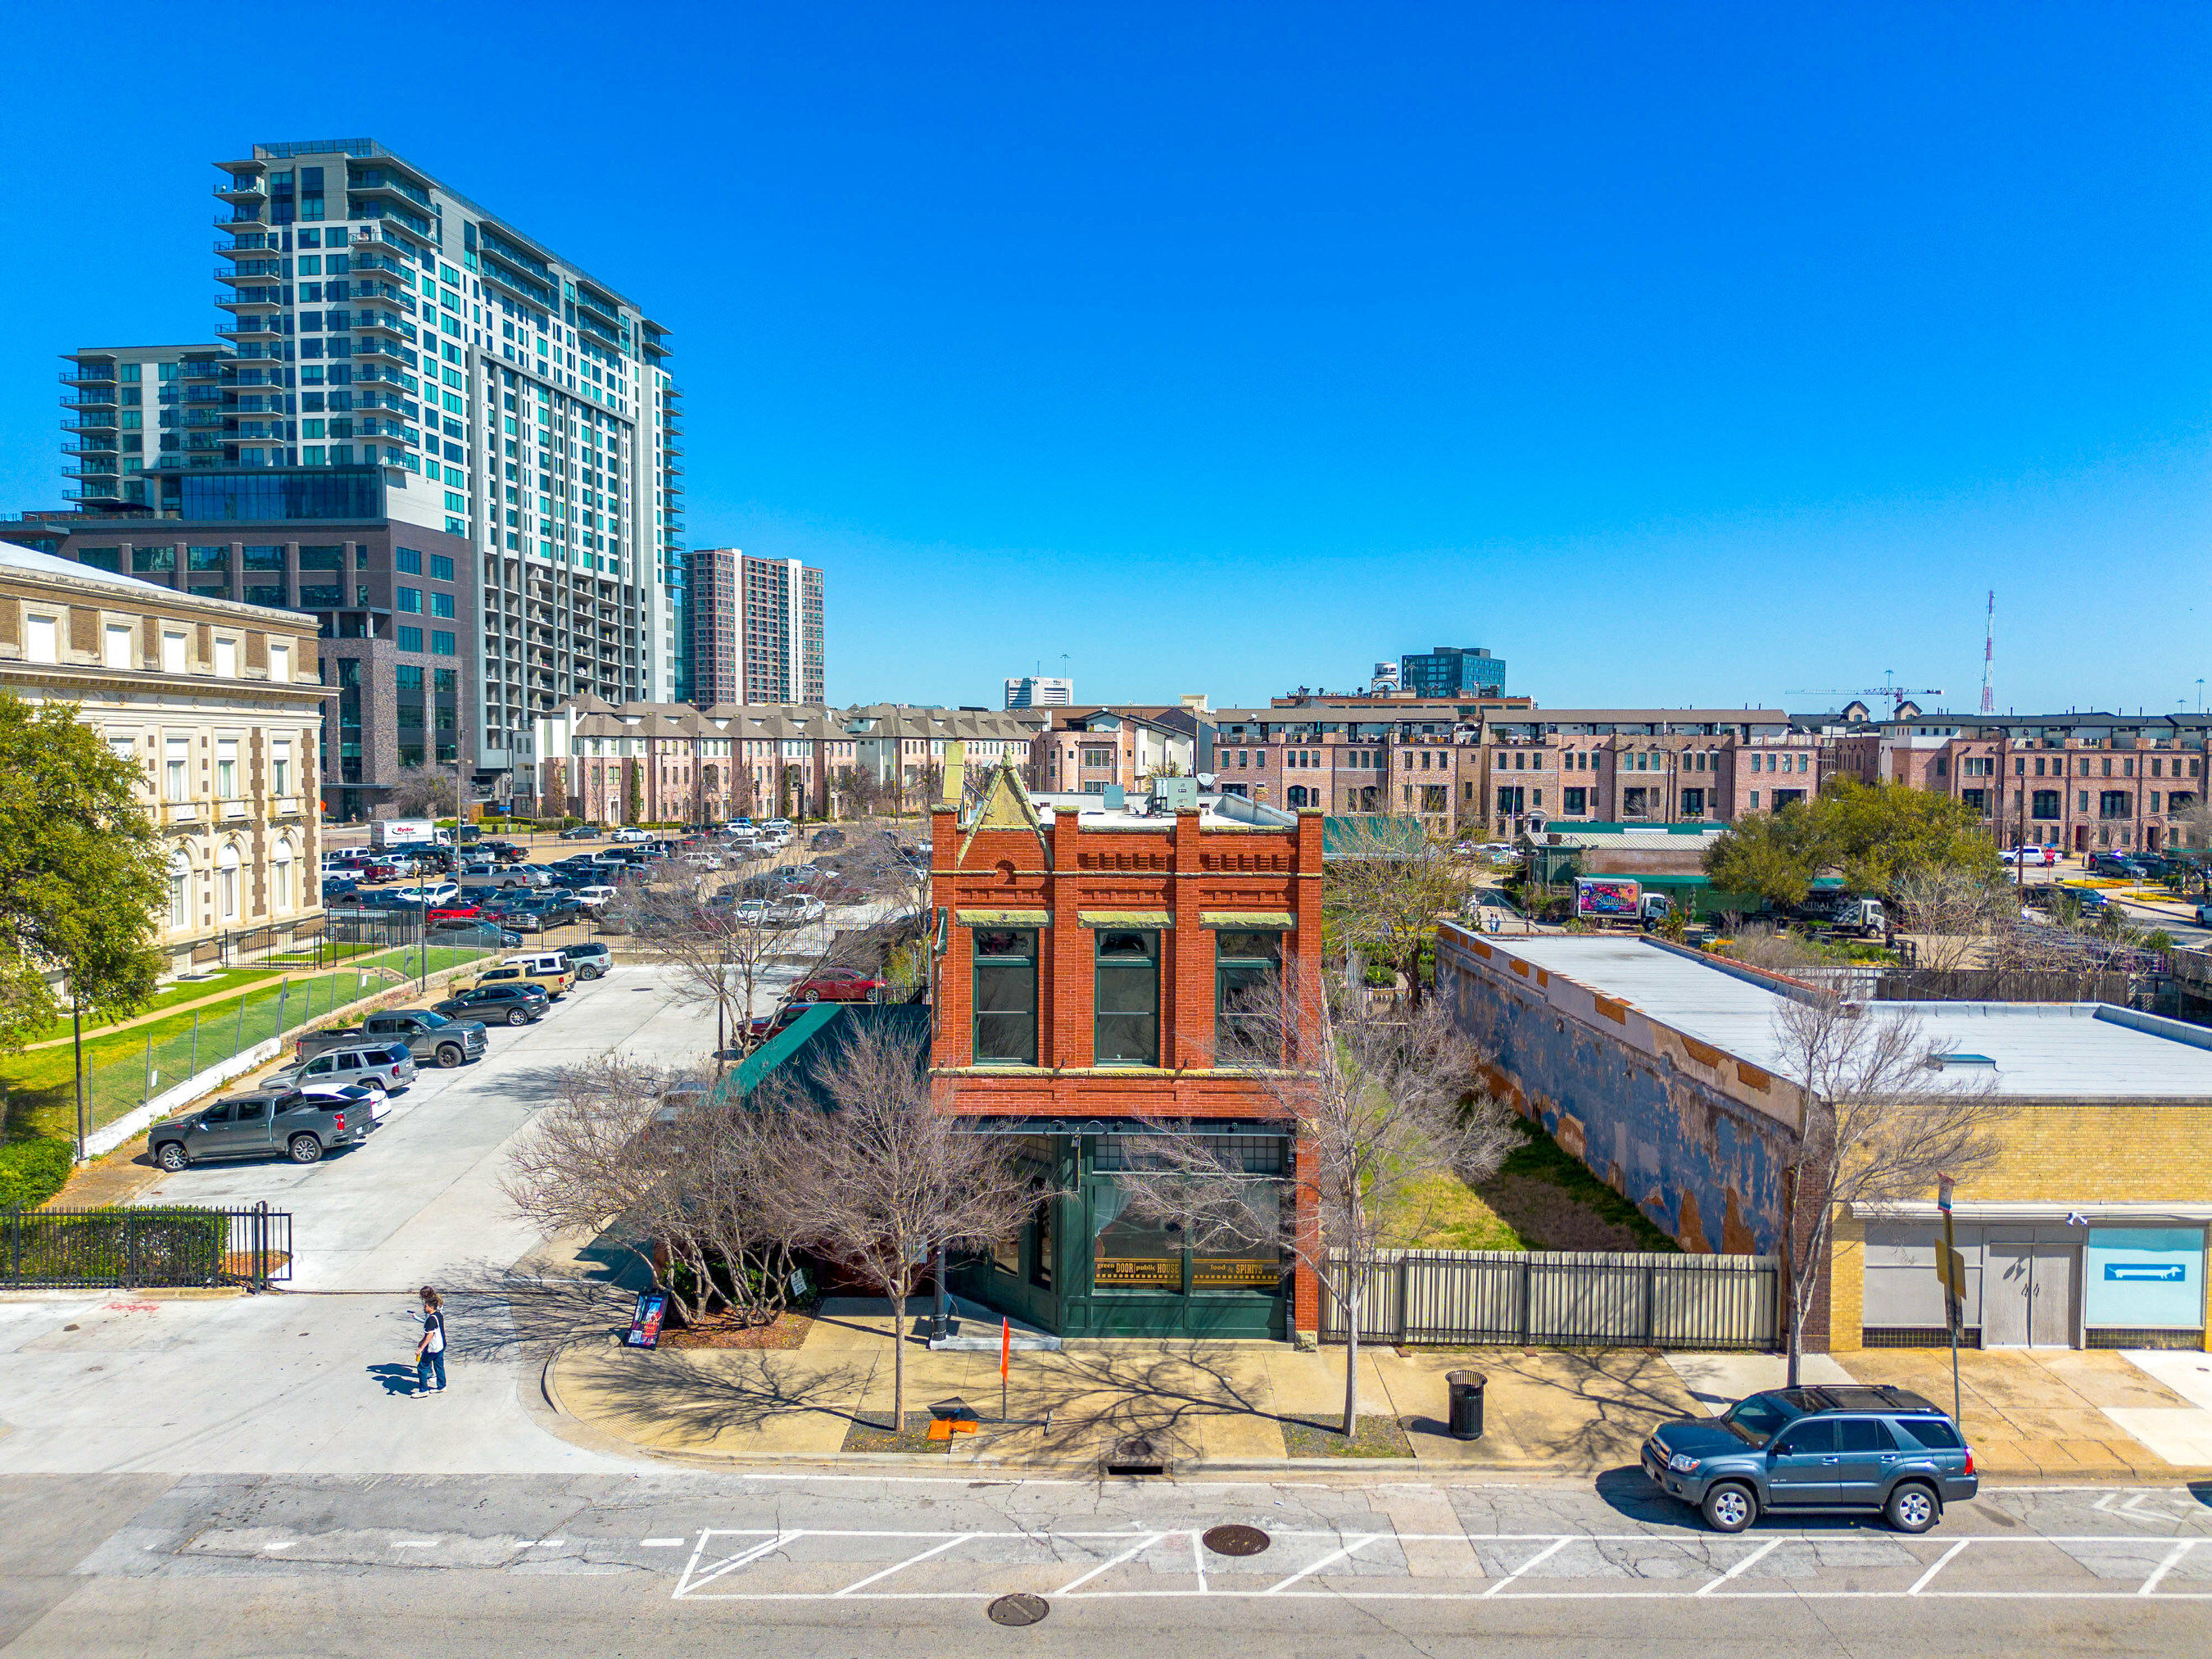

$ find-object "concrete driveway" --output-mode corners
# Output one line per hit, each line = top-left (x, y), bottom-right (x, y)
(0, 966), (708, 1476)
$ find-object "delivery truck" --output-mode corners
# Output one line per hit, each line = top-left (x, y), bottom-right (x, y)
(1575, 876), (1684, 929)
(370, 819), (451, 851)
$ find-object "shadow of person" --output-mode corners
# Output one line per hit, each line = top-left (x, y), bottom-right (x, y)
(368, 1362), (423, 1397)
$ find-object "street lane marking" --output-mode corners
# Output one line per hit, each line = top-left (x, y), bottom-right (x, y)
(1695, 1538), (1781, 1594)
(1262, 1534), (1382, 1594)
(1907, 1539), (1972, 1594)
(678, 1532), (805, 1598)
(834, 1534), (975, 1596)
(263, 1543), (295, 1551)
(1482, 1536), (1574, 1597)
(1054, 1534), (1166, 1596)
(1191, 1530), (1208, 1596)
(2140, 1539), (2197, 1596)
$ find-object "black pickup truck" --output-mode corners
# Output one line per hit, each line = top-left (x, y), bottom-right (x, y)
(150, 1087), (372, 1170)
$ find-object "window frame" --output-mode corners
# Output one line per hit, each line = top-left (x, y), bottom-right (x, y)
(1093, 928), (1160, 1067)
(1213, 927), (1284, 1063)
(971, 927), (1038, 1067)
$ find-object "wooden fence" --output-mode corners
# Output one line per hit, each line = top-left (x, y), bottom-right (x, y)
(1318, 1249), (1779, 1350)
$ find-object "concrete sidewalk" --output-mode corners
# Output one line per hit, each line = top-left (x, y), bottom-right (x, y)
(546, 1301), (2212, 1478)
(548, 1301), (1711, 1472)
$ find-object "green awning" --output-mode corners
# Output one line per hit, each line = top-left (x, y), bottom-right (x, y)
(1077, 909), (1175, 928)
(957, 908), (1050, 927)
(1199, 910), (1295, 928)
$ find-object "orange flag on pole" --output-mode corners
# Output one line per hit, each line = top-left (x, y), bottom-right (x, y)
(1000, 1317), (1011, 1379)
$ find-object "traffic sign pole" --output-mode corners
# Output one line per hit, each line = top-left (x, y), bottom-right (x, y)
(1938, 1172), (1962, 1426)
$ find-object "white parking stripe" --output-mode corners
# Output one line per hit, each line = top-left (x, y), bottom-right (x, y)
(834, 1535), (974, 1596)
(2139, 1539), (2197, 1596)
(678, 1532), (804, 1598)
(1262, 1534), (1383, 1595)
(1907, 1539), (1973, 1594)
(1054, 1534), (1165, 1596)
(1695, 1538), (1781, 1594)
(1482, 1536), (1575, 1598)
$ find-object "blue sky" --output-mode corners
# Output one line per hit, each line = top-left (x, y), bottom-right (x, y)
(3, 4), (2207, 715)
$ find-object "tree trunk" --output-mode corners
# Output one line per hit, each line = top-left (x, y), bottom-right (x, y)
(1342, 1288), (1361, 1439)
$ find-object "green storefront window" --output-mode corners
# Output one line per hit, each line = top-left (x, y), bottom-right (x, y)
(1215, 929), (1283, 1061)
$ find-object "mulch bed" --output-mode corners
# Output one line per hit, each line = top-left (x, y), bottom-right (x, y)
(841, 1412), (961, 1454)
(657, 1309), (815, 1351)
(1282, 1415), (1415, 1458)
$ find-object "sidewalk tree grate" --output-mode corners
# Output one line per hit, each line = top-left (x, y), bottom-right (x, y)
(1104, 1435), (1167, 1475)
(986, 1593), (1049, 1627)
(1202, 1525), (1271, 1557)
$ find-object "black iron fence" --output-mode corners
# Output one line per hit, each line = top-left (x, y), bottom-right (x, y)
(1321, 1249), (1780, 1349)
(2, 1203), (290, 1290)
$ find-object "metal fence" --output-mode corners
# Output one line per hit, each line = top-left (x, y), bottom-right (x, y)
(2, 1203), (290, 1290)
(1319, 1249), (1780, 1350)
(66, 920), (512, 1137)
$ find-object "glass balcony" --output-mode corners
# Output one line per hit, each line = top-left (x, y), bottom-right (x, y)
(60, 395), (119, 415)
(216, 320), (282, 342)
(57, 365), (117, 386)
(215, 290), (283, 312)
(213, 179), (269, 202)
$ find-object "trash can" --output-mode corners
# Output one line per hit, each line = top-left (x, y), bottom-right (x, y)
(1446, 1370), (1485, 1440)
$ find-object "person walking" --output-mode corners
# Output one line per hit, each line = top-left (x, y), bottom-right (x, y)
(414, 1286), (447, 1396)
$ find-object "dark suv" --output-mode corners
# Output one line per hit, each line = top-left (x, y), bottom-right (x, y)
(434, 982), (548, 1026)
(1642, 1385), (1976, 1534)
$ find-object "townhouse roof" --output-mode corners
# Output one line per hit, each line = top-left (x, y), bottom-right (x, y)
(1464, 934), (2212, 1100)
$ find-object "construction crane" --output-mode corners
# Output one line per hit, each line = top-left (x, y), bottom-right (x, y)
(1787, 672), (1945, 720)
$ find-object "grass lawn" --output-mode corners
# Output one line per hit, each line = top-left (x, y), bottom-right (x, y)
(0, 940), (496, 1144)
(1383, 1118), (1681, 1256)
(13, 967), (286, 1049)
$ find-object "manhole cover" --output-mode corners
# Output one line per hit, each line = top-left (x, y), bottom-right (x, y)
(1201, 1525), (1271, 1557)
(986, 1593), (1050, 1627)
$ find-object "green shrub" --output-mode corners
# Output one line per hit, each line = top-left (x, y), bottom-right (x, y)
(0, 1137), (75, 1209)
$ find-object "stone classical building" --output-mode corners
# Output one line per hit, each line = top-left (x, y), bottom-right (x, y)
(0, 542), (326, 971)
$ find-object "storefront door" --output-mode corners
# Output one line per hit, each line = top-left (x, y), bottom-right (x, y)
(1985, 1240), (2077, 1346)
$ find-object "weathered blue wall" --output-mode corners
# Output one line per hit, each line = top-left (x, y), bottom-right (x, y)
(1438, 931), (1793, 1255)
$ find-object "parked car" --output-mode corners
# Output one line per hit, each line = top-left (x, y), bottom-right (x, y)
(1641, 1385), (1976, 1534)
(761, 819), (793, 836)
(2001, 845), (2058, 868)
(564, 941), (613, 981)
(2088, 852), (2149, 878)
(809, 827), (847, 850)
(322, 877), (362, 904)
(610, 826), (653, 843)
(297, 1009), (487, 1069)
(473, 953), (578, 998)
(2054, 884), (2111, 914)
(424, 903), (482, 924)
(150, 1088), (371, 1170)
(559, 823), (600, 840)
(768, 894), (827, 928)
(574, 885), (619, 911)
(433, 982), (550, 1026)
(432, 919), (525, 949)
(746, 1001), (813, 1042)
(266, 1042), (417, 1096)
(292, 1079), (389, 1124)
(789, 966), (886, 1004)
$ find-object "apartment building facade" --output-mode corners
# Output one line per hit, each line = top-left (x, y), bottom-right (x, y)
(531, 699), (1038, 823)
(29, 140), (688, 818)
(1398, 645), (1505, 699)
(1211, 704), (1814, 836)
(1031, 705), (1204, 795)
(0, 543), (326, 971)
(58, 345), (233, 511)
(687, 549), (826, 709)
(1797, 710), (2212, 853)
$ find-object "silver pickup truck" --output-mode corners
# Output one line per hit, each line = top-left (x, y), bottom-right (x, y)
(294, 1009), (487, 1070)
(150, 1086), (372, 1170)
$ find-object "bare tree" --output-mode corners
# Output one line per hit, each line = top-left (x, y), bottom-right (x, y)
(1322, 818), (1473, 1009)
(388, 764), (459, 818)
(501, 1058), (797, 1327)
(1890, 868), (2006, 974)
(1720, 921), (1821, 976)
(1114, 965), (1516, 1436)
(756, 1018), (1036, 1430)
(1769, 995), (2008, 1385)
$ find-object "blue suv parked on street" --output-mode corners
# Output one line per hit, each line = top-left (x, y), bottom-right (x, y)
(1642, 1385), (1976, 1534)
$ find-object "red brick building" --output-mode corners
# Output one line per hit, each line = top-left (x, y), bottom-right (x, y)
(929, 760), (1325, 1339)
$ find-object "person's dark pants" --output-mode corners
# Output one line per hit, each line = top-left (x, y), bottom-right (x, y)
(417, 1350), (446, 1393)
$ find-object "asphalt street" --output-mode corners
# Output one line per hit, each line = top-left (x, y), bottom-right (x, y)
(0, 1471), (2204, 1657)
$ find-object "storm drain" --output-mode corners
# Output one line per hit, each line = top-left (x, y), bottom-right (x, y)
(987, 1593), (1050, 1627)
(1103, 1435), (1168, 1476)
(1201, 1525), (1271, 1557)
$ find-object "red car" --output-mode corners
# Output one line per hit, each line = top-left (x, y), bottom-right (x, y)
(360, 859), (401, 882)
(425, 903), (482, 923)
(789, 968), (887, 1004)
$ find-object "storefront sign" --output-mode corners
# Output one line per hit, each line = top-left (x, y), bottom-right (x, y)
(2085, 1227), (2203, 1329)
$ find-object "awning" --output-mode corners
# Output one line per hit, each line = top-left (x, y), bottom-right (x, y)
(956, 908), (1050, 927)
(1199, 910), (1295, 929)
(1077, 909), (1174, 928)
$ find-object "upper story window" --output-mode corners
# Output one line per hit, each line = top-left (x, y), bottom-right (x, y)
(1215, 930), (1283, 1060)
(1095, 930), (1159, 1067)
(972, 929), (1037, 1066)
(24, 614), (57, 664)
(103, 623), (134, 671)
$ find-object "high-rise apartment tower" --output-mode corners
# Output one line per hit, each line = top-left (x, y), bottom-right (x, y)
(687, 549), (824, 709)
